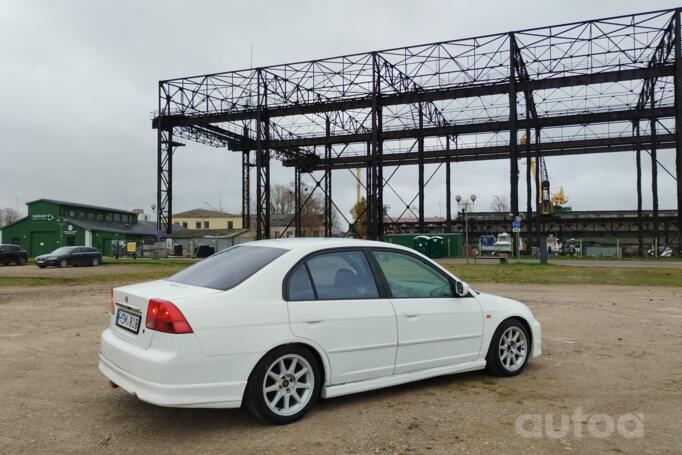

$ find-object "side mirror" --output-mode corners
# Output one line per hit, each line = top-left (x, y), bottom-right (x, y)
(455, 280), (470, 297)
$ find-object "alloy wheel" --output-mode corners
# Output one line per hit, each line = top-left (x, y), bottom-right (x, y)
(498, 326), (528, 372)
(262, 354), (314, 417)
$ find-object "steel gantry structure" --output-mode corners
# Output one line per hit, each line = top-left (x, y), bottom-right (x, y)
(153, 8), (682, 252)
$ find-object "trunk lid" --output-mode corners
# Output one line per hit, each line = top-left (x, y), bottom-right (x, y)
(110, 280), (221, 349)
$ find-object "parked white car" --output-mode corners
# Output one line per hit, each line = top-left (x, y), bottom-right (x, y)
(100, 238), (541, 424)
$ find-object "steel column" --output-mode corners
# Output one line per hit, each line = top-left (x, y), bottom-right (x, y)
(635, 122), (644, 256)
(509, 34), (519, 218)
(365, 140), (372, 239)
(241, 124), (251, 230)
(650, 92), (659, 247)
(156, 88), (174, 235)
(376, 107), (384, 240)
(418, 104), (425, 233)
(445, 135), (452, 232)
(370, 52), (383, 240)
(255, 70), (270, 239)
(673, 9), (682, 252)
(535, 128), (542, 241)
(324, 117), (332, 237)
(294, 166), (302, 236)
(525, 109), (533, 254)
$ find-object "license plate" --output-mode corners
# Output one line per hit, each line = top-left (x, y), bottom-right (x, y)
(116, 308), (141, 334)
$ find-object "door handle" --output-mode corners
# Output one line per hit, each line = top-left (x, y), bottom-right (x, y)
(302, 317), (324, 324)
(402, 312), (419, 318)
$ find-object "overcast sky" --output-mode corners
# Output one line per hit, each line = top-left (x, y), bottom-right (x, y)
(1, 0), (680, 224)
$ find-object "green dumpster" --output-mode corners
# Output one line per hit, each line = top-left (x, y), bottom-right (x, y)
(429, 236), (446, 258)
(413, 235), (431, 256)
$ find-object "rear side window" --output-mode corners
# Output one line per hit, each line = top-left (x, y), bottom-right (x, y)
(305, 250), (379, 300)
(287, 264), (316, 301)
(168, 245), (286, 291)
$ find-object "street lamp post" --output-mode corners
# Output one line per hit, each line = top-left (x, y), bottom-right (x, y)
(455, 194), (476, 264)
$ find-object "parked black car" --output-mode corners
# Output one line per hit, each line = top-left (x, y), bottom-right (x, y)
(35, 246), (102, 268)
(0, 244), (28, 266)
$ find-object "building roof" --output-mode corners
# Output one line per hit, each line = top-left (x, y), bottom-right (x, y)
(61, 217), (176, 236)
(174, 208), (239, 218)
(270, 213), (324, 228)
(28, 199), (135, 215)
(169, 228), (251, 239)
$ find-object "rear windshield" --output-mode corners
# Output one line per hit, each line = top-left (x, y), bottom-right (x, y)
(167, 245), (287, 291)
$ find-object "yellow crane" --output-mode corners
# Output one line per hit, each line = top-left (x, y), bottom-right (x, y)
(519, 133), (568, 216)
(355, 167), (361, 204)
(551, 186), (569, 206)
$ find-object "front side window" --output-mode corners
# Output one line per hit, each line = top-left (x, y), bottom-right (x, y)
(306, 250), (379, 300)
(168, 245), (287, 291)
(372, 250), (453, 298)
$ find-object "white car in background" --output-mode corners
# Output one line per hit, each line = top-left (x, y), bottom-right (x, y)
(99, 238), (541, 424)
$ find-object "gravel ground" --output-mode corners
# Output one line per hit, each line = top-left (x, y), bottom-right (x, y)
(0, 282), (681, 454)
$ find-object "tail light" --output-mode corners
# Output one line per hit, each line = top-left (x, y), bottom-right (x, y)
(145, 298), (193, 334)
(110, 289), (115, 314)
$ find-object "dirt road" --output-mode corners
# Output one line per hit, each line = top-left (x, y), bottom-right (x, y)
(1, 283), (680, 454)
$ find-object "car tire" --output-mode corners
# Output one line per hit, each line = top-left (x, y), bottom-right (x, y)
(38, 265), (46, 269)
(59, 259), (68, 268)
(486, 318), (530, 377)
(1, 262), (8, 266)
(18, 257), (27, 266)
(245, 345), (321, 425)
(92, 257), (100, 266)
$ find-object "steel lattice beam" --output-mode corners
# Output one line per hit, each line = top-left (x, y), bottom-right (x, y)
(153, 8), (682, 246)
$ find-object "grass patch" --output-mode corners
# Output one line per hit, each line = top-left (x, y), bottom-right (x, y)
(100, 258), (200, 266)
(0, 265), (189, 287)
(443, 262), (682, 287)
(3, 259), (681, 288)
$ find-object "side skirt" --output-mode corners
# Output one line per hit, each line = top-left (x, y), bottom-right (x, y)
(321, 360), (487, 399)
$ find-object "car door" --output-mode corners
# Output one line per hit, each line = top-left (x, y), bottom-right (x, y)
(85, 247), (97, 263)
(286, 249), (398, 385)
(71, 247), (85, 265)
(370, 249), (484, 375)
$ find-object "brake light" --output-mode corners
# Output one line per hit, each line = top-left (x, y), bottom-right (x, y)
(110, 289), (115, 314)
(145, 298), (193, 334)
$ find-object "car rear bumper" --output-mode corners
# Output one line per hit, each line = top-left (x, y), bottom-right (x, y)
(99, 354), (244, 408)
(99, 327), (251, 408)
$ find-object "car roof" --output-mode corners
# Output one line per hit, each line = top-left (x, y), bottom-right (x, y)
(244, 237), (412, 253)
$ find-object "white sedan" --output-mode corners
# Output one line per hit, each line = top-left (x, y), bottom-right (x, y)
(99, 238), (541, 424)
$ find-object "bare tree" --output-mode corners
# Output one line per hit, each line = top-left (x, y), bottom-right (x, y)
(269, 182), (339, 236)
(490, 195), (510, 213)
(0, 207), (20, 228)
(270, 184), (295, 215)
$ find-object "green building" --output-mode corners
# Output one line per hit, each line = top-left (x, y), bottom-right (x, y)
(0, 199), (158, 257)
